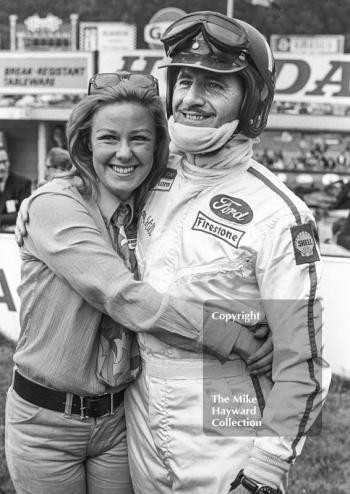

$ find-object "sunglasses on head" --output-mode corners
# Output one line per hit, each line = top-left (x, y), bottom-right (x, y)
(88, 72), (159, 96)
(161, 11), (249, 58)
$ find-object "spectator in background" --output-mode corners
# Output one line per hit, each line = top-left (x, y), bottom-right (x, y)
(336, 141), (350, 169)
(299, 132), (308, 152)
(324, 156), (336, 170)
(273, 149), (285, 169)
(0, 146), (31, 231)
(51, 124), (68, 149)
(45, 147), (72, 181)
(336, 212), (350, 250)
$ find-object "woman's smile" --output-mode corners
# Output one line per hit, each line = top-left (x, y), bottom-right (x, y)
(108, 164), (139, 176)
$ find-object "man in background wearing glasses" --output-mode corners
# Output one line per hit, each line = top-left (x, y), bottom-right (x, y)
(124, 11), (331, 494)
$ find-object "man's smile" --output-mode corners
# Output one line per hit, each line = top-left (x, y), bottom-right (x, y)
(180, 111), (209, 121)
(176, 109), (215, 126)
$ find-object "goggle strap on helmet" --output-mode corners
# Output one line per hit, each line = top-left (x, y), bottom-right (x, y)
(239, 65), (273, 138)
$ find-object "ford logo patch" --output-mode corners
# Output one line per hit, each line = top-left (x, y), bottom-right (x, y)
(209, 195), (253, 224)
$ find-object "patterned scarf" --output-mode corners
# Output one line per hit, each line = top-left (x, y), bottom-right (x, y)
(96, 204), (140, 391)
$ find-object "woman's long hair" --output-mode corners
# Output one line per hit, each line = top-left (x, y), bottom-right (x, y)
(65, 84), (169, 219)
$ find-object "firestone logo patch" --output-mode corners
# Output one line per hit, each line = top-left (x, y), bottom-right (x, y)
(209, 195), (253, 224)
(192, 211), (245, 248)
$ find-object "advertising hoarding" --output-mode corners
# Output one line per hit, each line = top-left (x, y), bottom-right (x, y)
(14, 14), (75, 51)
(0, 52), (93, 94)
(144, 7), (186, 49)
(80, 22), (136, 51)
(98, 50), (167, 97)
(271, 34), (345, 54)
(98, 50), (350, 106)
(1, 49), (350, 105)
(275, 53), (350, 105)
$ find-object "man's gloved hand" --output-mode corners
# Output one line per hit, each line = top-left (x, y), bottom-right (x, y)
(14, 197), (30, 247)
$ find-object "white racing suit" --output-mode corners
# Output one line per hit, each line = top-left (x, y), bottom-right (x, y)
(125, 150), (331, 493)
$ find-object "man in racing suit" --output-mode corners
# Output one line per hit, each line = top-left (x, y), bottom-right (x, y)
(125, 12), (331, 494)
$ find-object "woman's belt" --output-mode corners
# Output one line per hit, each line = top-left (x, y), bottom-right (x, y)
(13, 370), (124, 419)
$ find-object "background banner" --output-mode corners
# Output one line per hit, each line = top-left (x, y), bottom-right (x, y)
(0, 51), (93, 94)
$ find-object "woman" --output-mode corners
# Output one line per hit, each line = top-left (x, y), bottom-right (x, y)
(5, 79), (210, 494)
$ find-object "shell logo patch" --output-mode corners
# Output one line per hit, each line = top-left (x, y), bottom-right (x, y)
(291, 223), (320, 265)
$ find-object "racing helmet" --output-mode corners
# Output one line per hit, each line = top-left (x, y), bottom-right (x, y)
(160, 11), (276, 138)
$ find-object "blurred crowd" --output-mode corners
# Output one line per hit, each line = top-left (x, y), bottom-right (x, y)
(271, 101), (350, 117)
(255, 137), (350, 172)
(253, 132), (350, 255)
(0, 94), (81, 108)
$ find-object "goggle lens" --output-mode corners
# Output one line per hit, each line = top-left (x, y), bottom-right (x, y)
(162, 13), (249, 57)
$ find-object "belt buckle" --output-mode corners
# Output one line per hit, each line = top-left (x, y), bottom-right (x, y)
(79, 393), (114, 420)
